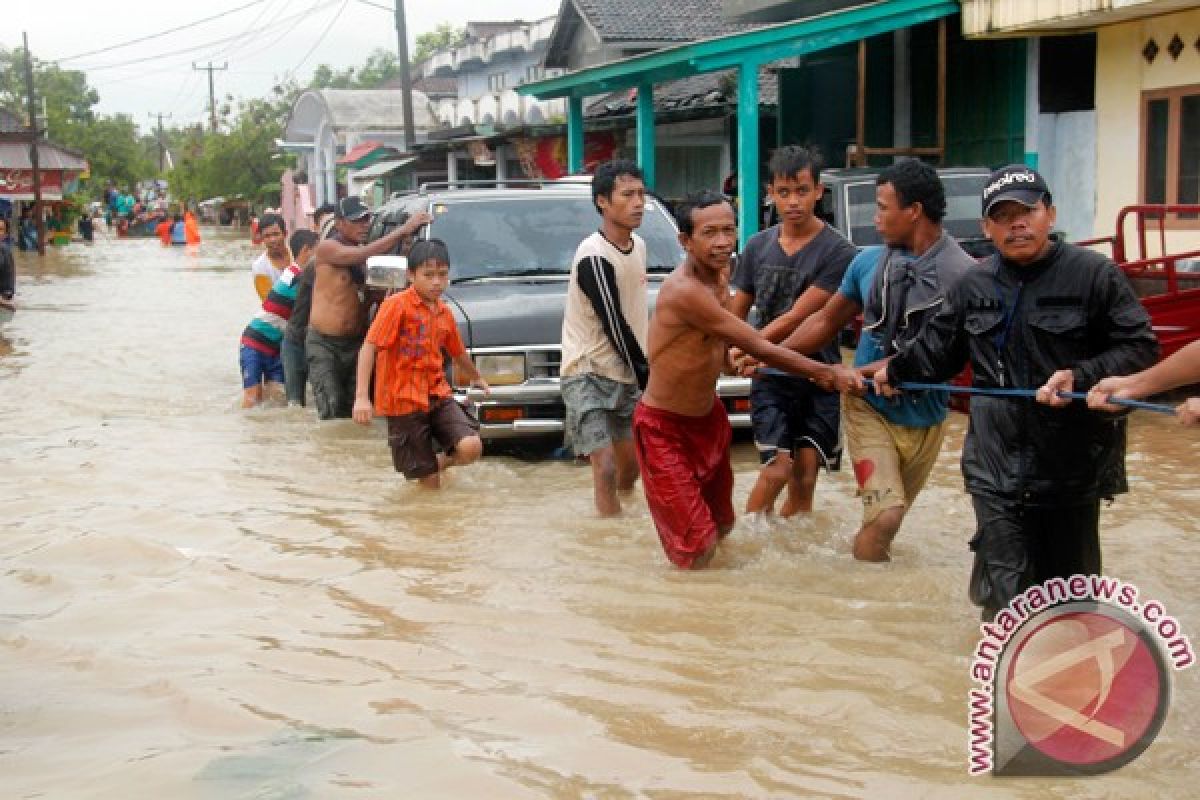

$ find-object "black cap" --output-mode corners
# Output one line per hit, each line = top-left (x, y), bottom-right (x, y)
(982, 164), (1050, 216)
(336, 196), (371, 221)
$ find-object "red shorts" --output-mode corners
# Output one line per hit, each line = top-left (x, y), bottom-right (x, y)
(633, 398), (735, 568)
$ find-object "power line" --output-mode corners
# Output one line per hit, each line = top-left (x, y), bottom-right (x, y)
(217, 0), (329, 65)
(76, 0), (343, 73)
(204, 0), (287, 64)
(285, 0), (351, 78)
(51, 0), (268, 62)
(75, 2), (340, 72)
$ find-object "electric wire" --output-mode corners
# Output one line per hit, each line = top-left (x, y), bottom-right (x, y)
(51, 0), (268, 62)
(284, 0), (351, 79)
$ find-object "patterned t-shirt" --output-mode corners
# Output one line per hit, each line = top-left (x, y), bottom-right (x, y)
(366, 286), (466, 416)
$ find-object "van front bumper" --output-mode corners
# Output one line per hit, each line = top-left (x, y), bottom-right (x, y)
(459, 376), (752, 440)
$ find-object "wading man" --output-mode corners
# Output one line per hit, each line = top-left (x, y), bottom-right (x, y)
(560, 160), (651, 516)
(779, 159), (976, 561)
(308, 197), (430, 420)
(874, 166), (1158, 619)
(729, 146), (857, 519)
(635, 191), (837, 569)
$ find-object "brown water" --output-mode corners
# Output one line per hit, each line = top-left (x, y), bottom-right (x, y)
(1, 228), (1197, 798)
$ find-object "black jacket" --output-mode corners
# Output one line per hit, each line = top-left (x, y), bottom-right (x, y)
(888, 241), (1158, 505)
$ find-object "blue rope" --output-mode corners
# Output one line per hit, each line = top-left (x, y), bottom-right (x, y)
(755, 368), (1177, 415)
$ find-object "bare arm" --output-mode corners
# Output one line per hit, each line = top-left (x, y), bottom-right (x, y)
(780, 292), (861, 354)
(351, 341), (378, 425)
(1088, 339), (1200, 411)
(318, 213), (431, 268)
(759, 285), (834, 343)
(672, 281), (832, 385)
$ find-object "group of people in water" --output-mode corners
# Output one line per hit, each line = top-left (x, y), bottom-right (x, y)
(236, 154), (1200, 621)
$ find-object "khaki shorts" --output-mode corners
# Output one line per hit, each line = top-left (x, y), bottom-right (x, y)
(561, 373), (638, 456)
(842, 394), (946, 524)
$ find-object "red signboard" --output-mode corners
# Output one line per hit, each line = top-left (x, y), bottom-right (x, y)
(0, 168), (66, 197)
(513, 132), (618, 180)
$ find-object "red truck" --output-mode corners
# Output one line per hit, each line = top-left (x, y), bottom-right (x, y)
(1078, 204), (1200, 360)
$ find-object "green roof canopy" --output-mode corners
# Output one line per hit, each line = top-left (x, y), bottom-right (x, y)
(517, 0), (958, 241)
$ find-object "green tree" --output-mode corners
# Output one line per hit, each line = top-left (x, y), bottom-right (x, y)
(167, 84), (297, 205)
(309, 48), (402, 90)
(412, 23), (466, 66)
(0, 47), (153, 195)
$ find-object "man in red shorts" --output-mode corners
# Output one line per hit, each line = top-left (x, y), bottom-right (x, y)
(635, 191), (840, 568)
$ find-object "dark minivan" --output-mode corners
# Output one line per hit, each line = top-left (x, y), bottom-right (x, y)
(366, 180), (752, 441)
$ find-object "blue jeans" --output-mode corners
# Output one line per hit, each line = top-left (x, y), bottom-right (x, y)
(239, 344), (284, 389)
(281, 335), (307, 406)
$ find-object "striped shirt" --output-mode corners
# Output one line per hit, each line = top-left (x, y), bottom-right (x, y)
(560, 231), (649, 386)
(240, 263), (303, 358)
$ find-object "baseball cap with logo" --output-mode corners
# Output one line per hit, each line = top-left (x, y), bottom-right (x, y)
(982, 164), (1051, 217)
(336, 196), (372, 221)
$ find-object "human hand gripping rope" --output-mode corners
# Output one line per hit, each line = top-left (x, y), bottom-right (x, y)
(755, 367), (1177, 415)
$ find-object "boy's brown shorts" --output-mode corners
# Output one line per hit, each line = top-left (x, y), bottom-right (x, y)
(387, 398), (480, 480)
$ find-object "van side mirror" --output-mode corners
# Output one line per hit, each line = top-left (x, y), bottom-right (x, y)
(366, 255), (409, 290)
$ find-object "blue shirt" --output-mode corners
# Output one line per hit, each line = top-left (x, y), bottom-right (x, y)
(839, 246), (949, 428)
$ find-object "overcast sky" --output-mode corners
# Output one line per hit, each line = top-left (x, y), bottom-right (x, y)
(9, 0), (561, 134)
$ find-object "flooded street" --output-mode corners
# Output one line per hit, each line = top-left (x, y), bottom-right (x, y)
(1, 227), (1197, 798)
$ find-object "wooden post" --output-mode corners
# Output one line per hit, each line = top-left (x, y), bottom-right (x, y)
(23, 32), (45, 257)
(937, 17), (946, 162)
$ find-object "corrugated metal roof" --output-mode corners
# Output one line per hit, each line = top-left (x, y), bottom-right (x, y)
(0, 140), (89, 171)
(316, 89), (438, 131)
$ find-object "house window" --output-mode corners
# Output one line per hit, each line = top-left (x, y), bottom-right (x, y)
(1142, 84), (1200, 223)
(1039, 34), (1095, 113)
(525, 65), (545, 83)
(488, 73), (507, 92)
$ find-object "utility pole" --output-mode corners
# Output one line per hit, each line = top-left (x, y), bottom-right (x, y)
(148, 112), (172, 172)
(23, 32), (45, 257)
(393, 2), (416, 151)
(192, 62), (227, 133)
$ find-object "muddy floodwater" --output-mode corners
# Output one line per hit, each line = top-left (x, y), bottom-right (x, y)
(1, 227), (1197, 798)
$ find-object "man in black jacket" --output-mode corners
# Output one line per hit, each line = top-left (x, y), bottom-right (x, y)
(874, 165), (1158, 619)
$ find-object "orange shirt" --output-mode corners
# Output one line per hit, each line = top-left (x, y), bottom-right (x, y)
(366, 286), (466, 416)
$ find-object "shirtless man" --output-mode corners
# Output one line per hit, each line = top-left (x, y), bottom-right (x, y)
(307, 196), (431, 420)
(634, 191), (836, 569)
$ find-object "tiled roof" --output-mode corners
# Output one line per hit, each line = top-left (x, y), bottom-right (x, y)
(573, 0), (756, 42)
(585, 68), (778, 118)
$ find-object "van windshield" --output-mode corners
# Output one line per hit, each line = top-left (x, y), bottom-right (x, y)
(428, 194), (685, 281)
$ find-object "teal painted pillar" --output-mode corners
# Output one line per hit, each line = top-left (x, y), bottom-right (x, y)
(636, 83), (656, 188)
(737, 62), (760, 245)
(567, 96), (584, 174)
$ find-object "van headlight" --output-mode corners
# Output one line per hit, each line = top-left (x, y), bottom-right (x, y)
(472, 353), (526, 386)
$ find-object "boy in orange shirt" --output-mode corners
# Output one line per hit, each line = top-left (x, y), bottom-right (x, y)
(352, 239), (489, 488)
